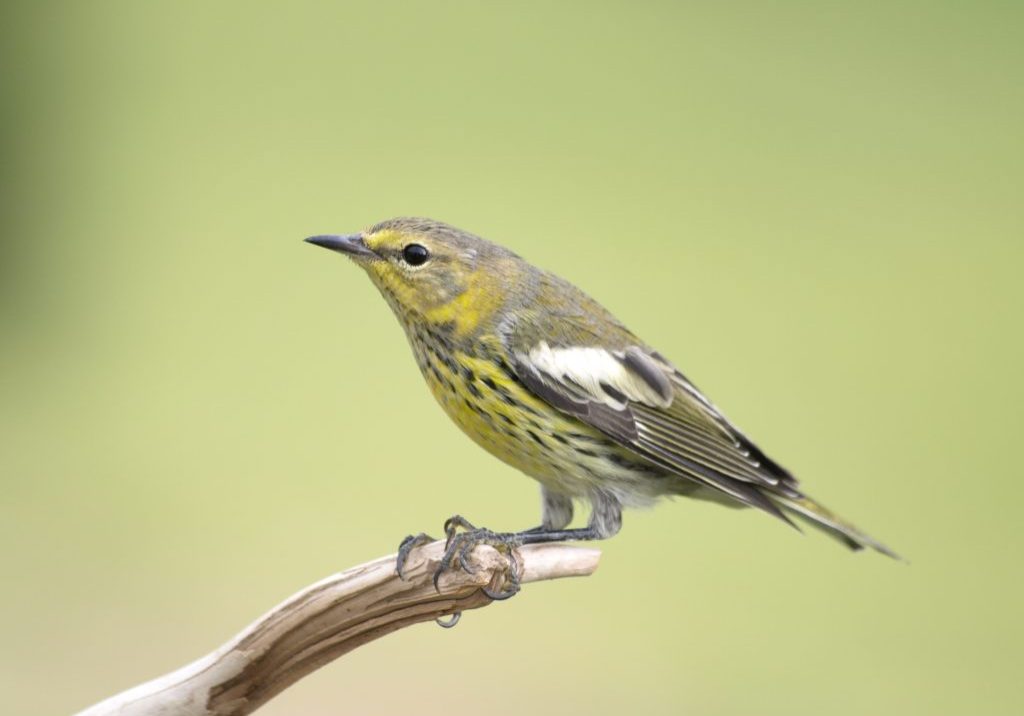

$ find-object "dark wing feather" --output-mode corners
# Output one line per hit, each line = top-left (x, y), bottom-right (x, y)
(510, 342), (799, 523)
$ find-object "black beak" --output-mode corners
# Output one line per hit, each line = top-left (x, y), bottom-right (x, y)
(304, 234), (376, 258)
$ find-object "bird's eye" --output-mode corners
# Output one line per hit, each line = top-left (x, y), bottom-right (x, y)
(401, 243), (430, 266)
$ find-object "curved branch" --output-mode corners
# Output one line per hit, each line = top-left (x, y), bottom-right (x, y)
(75, 541), (601, 716)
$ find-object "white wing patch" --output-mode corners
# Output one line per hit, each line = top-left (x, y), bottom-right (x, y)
(524, 342), (674, 409)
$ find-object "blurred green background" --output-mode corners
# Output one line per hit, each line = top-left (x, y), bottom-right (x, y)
(2, 2), (1022, 714)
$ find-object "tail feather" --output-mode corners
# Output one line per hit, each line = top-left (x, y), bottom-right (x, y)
(774, 495), (901, 559)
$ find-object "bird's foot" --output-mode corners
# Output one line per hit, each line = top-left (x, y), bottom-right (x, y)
(396, 531), (470, 629)
(436, 515), (523, 600)
(395, 532), (435, 581)
(394, 516), (523, 606)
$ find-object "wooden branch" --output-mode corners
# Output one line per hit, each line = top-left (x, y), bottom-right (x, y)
(75, 541), (600, 716)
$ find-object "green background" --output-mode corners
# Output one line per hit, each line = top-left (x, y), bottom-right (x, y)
(2, 2), (1021, 714)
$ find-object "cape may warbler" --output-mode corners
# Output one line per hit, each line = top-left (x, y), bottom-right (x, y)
(306, 218), (895, 595)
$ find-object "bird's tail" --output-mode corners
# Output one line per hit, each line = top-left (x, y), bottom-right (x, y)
(774, 494), (901, 559)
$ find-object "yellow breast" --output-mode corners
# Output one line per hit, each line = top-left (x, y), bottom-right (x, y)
(415, 341), (581, 480)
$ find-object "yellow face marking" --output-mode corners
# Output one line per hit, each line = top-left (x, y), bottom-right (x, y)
(363, 227), (508, 339)
(423, 270), (504, 338)
(361, 228), (402, 254)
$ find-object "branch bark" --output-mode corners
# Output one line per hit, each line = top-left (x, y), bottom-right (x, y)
(75, 541), (600, 716)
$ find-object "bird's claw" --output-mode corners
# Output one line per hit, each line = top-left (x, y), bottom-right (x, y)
(435, 611), (462, 628)
(396, 516), (523, 611)
(443, 514), (478, 545)
(395, 532), (434, 580)
(433, 515), (522, 599)
(482, 547), (521, 600)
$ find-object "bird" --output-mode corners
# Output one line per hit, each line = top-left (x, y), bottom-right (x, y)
(305, 217), (896, 597)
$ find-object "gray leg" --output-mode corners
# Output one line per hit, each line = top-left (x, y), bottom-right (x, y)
(414, 494), (623, 603)
(541, 487), (574, 530)
(587, 491), (623, 539)
(515, 492), (623, 545)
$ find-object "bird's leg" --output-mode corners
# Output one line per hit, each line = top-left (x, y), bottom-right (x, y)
(432, 523), (605, 599)
(429, 498), (620, 600)
(540, 487), (574, 531)
(515, 525), (605, 544)
(517, 491), (621, 543)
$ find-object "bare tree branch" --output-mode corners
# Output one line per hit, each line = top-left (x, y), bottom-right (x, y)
(75, 541), (601, 716)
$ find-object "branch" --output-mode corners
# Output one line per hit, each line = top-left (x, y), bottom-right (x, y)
(75, 541), (600, 716)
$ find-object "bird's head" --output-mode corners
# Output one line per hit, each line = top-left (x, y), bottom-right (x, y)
(305, 217), (522, 335)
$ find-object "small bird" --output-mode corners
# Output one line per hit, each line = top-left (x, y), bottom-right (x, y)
(306, 218), (895, 596)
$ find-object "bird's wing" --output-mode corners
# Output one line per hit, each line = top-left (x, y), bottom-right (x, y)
(507, 322), (801, 521)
